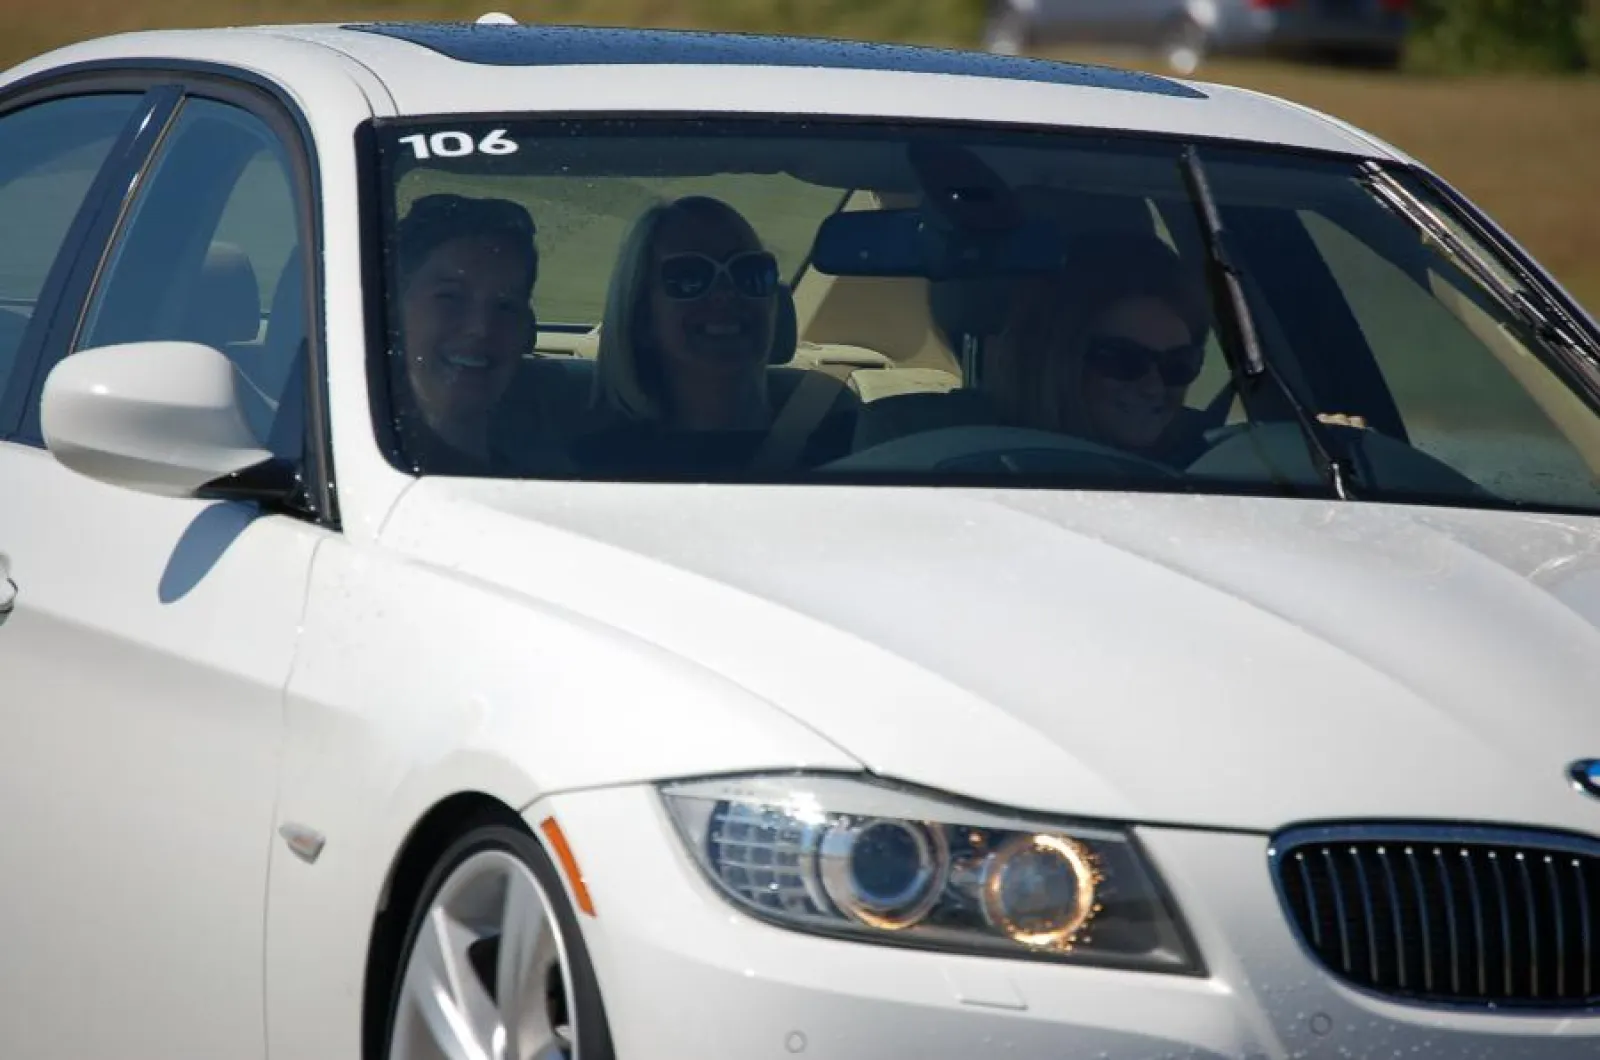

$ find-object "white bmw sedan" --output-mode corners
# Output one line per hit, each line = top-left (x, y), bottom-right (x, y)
(2, 14), (1599, 1060)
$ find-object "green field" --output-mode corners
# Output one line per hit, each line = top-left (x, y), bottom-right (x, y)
(3, 1), (1597, 317)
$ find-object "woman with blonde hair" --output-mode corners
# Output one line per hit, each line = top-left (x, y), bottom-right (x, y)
(573, 194), (856, 475)
(985, 228), (1211, 465)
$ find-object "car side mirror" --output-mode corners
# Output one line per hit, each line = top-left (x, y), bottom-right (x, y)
(40, 340), (283, 500)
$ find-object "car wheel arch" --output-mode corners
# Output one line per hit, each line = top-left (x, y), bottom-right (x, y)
(361, 791), (526, 1060)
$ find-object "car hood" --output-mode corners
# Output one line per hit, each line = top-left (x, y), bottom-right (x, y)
(382, 480), (1600, 833)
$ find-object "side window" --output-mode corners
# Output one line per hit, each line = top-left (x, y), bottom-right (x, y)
(1300, 211), (1600, 507)
(0, 94), (144, 421)
(71, 96), (310, 456)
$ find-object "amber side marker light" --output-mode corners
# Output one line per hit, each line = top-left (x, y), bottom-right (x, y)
(540, 816), (597, 917)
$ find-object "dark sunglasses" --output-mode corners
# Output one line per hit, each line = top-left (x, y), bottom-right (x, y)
(1083, 335), (1205, 387)
(657, 251), (780, 301)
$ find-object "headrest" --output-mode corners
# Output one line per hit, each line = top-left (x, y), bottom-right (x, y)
(927, 187), (1160, 350)
(252, 251), (310, 449)
(928, 276), (1014, 345)
(183, 241), (260, 349)
(261, 250), (310, 405)
(267, 252), (305, 346)
(767, 282), (798, 366)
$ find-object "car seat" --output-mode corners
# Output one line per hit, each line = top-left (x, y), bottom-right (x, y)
(502, 284), (859, 468)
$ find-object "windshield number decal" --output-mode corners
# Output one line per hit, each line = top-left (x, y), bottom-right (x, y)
(399, 129), (519, 160)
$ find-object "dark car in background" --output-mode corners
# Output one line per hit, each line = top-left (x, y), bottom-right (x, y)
(982, 0), (1412, 73)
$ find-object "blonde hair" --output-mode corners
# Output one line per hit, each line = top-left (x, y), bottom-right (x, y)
(592, 195), (766, 422)
(985, 229), (1208, 435)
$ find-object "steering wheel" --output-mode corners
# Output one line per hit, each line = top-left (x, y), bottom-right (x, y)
(819, 424), (1184, 479)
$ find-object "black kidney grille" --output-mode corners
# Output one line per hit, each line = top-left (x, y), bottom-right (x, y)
(1273, 830), (1600, 1008)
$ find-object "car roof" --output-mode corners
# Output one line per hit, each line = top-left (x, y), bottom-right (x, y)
(3, 20), (1402, 160)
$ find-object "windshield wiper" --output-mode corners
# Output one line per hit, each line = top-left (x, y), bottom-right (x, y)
(1359, 161), (1600, 369)
(1179, 145), (1355, 501)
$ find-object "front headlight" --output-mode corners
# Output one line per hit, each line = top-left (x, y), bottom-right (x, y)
(660, 774), (1201, 974)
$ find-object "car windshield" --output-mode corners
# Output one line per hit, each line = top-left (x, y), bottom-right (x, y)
(369, 116), (1600, 515)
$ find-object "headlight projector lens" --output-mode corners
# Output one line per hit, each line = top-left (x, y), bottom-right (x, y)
(981, 833), (1099, 949)
(818, 817), (950, 930)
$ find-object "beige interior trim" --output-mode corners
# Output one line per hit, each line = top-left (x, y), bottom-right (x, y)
(790, 187), (878, 343)
(791, 188), (961, 380)
(1430, 272), (1600, 478)
(802, 276), (958, 376)
(535, 327), (601, 359)
(850, 367), (962, 403)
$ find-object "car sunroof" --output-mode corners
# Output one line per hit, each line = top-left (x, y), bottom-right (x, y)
(345, 22), (1207, 100)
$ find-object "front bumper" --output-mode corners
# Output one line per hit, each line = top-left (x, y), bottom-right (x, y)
(534, 786), (1600, 1059)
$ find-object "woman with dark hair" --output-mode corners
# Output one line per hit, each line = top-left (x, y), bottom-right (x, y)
(575, 194), (855, 476)
(985, 228), (1212, 465)
(391, 192), (540, 472)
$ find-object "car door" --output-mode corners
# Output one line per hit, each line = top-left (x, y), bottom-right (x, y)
(0, 76), (330, 1060)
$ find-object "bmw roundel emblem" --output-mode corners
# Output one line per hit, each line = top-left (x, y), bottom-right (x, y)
(1570, 760), (1600, 800)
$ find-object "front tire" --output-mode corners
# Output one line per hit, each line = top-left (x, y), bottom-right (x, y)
(382, 822), (615, 1060)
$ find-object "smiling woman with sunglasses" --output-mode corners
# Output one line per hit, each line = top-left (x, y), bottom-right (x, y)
(986, 229), (1213, 466)
(577, 194), (856, 475)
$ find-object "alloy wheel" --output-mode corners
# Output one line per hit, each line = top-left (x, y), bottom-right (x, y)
(388, 849), (579, 1060)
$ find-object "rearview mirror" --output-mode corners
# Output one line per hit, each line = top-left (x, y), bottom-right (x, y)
(810, 208), (1068, 280)
(40, 341), (277, 499)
